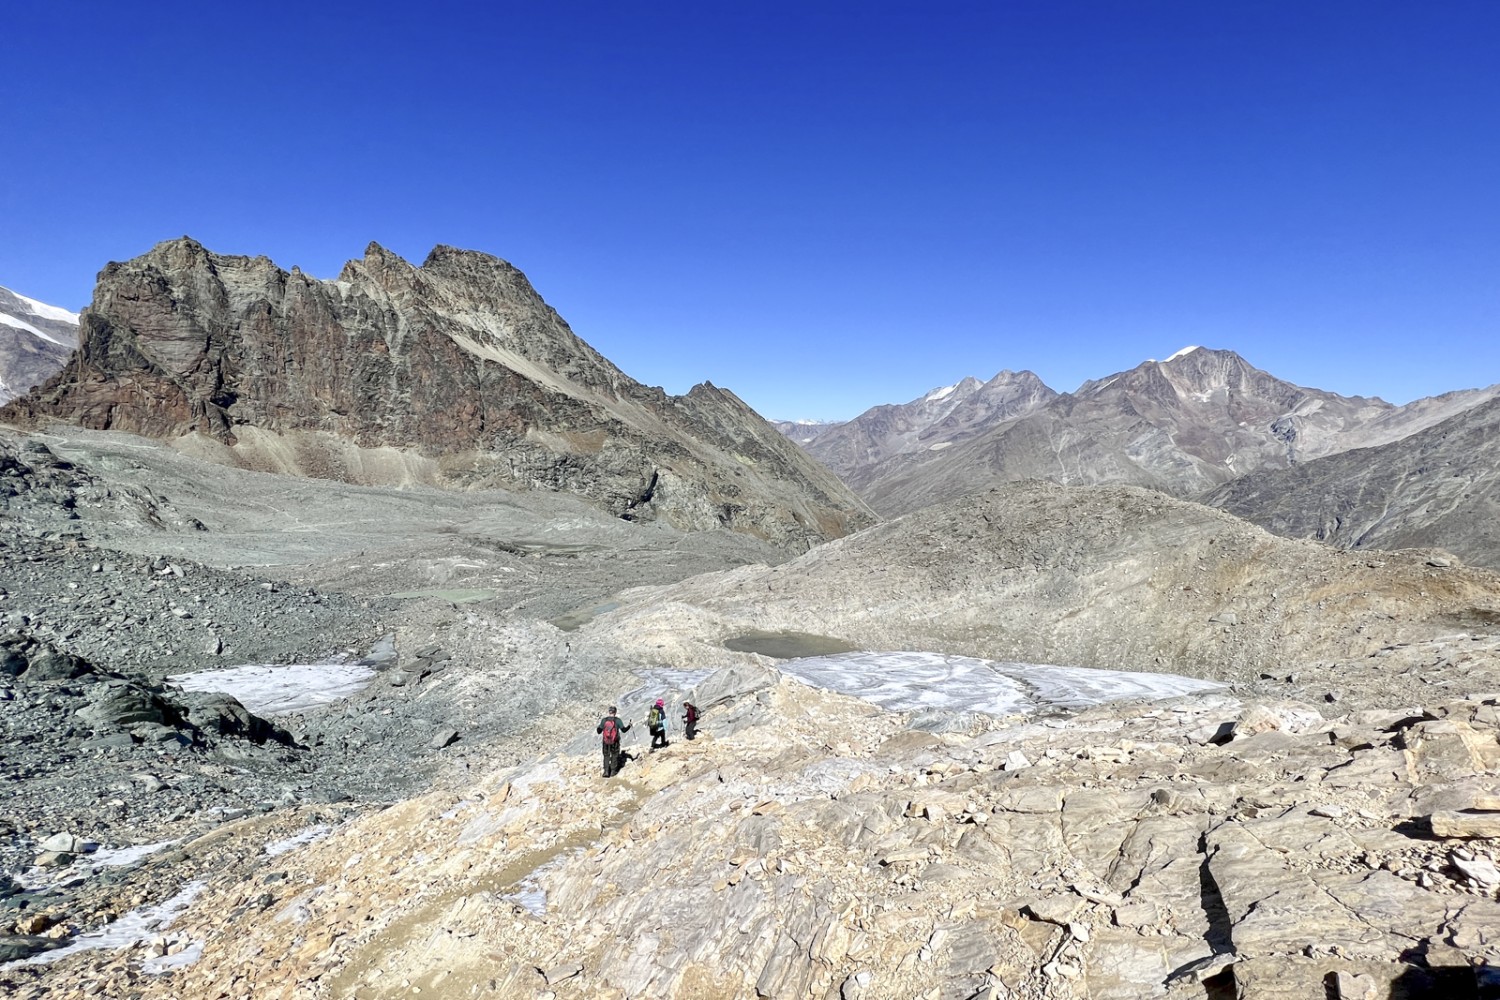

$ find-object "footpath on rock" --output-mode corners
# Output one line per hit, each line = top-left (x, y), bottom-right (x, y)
(11, 644), (1500, 999)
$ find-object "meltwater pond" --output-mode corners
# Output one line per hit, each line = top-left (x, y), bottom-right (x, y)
(778, 651), (1224, 718)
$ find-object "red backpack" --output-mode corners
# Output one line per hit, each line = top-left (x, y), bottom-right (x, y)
(601, 718), (619, 745)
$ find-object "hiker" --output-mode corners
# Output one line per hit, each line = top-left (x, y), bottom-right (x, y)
(647, 698), (669, 750)
(682, 701), (699, 740)
(597, 705), (631, 777)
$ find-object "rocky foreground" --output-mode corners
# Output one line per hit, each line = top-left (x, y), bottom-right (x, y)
(5, 429), (1500, 998)
(9, 654), (1500, 998)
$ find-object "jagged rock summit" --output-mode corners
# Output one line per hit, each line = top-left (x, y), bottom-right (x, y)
(1, 238), (873, 545)
(0, 285), (77, 406)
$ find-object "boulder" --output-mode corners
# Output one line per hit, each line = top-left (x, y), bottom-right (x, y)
(75, 680), (184, 731)
(173, 690), (292, 745)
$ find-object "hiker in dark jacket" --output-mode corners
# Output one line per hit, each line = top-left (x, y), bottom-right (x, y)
(647, 698), (669, 750)
(682, 701), (699, 740)
(597, 706), (631, 777)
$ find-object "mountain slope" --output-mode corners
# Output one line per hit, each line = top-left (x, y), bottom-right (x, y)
(0, 285), (77, 405)
(855, 347), (1479, 515)
(1206, 394), (1500, 569)
(1, 238), (873, 546)
(797, 370), (1058, 493)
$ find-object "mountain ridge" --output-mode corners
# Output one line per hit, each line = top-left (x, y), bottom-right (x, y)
(1, 237), (874, 546)
(783, 346), (1498, 518)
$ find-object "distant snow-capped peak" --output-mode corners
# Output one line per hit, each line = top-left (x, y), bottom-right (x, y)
(924, 381), (963, 402)
(1152, 345), (1203, 363)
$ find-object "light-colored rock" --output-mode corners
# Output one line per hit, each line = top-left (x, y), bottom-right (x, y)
(1433, 810), (1500, 839)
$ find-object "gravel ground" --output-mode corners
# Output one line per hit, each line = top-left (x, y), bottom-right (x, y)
(1, 425), (789, 967)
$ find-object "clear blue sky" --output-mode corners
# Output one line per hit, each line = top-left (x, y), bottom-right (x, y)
(5, 1), (1497, 420)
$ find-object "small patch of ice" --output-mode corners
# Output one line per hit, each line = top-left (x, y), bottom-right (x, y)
(87, 841), (176, 868)
(504, 852), (575, 918)
(265, 824), (331, 857)
(509, 885), (548, 917)
(11, 879), (207, 967)
(440, 799), (478, 820)
(168, 662), (376, 715)
(142, 939), (204, 974)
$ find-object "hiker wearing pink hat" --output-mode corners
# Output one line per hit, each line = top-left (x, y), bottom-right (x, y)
(647, 697), (670, 751)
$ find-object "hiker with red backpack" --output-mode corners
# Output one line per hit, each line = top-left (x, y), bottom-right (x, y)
(682, 701), (699, 741)
(597, 705), (632, 777)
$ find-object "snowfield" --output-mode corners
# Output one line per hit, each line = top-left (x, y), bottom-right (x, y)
(168, 661), (377, 715)
(0, 310), (69, 347)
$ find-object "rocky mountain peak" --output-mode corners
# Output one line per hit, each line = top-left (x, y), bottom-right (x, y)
(1, 239), (873, 546)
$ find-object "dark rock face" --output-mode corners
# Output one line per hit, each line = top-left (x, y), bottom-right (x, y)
(0, 286), (77, 407)
(1206, 395), (1500, 570)
(2, 239), (871, 545)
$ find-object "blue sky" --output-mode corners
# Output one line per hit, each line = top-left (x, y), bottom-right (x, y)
(4, 1), (1497, 419)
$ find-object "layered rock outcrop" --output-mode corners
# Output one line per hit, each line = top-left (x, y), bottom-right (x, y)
(2, 239), (872, 546)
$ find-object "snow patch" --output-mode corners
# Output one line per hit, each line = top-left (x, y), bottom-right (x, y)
(88, 841), (177, 868)
(13, 291), (80, 324)
(264, 824), (332, 857)
(142, 939), (204, 974)
(924, 382), (959, 402)
(927, 441), (953, 451)
(168, 661), (376, 715)
(11, 880), (207, 967)
(0, 311), (69, 347)
(779, 651), (1223, 719)
(1164, 345), (1202, 362)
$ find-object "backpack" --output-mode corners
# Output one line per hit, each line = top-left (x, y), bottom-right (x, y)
(601, 718), (619, 745)
(648, 706), (663, 729)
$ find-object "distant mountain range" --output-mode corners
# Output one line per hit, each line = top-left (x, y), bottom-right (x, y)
(0, 285), (78, 406)
(775, 347), (1500, 564)
(2, 238), (873, 547)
